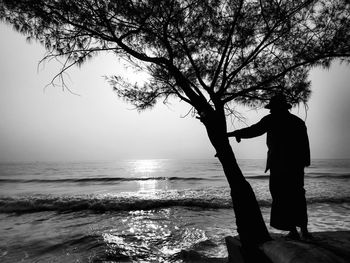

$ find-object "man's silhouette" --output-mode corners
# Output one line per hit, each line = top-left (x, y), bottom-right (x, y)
(228, 94), (311, 240)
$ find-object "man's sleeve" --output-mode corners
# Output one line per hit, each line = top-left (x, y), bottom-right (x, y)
(235, 116), (269, 139)
(303, 125), (311, 167)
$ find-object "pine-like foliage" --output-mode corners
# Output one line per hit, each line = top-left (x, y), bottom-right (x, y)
(1, 0), (349, 111)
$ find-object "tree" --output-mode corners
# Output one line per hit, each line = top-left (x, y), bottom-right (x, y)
(1, 0), (349, 252)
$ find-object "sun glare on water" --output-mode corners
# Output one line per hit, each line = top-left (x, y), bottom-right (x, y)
(134, 159), (161, 174)
(132, 159), (166, 193)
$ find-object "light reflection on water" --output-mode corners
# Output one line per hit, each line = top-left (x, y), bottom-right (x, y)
(132, 159), (171, 193)
(133, 159), (163, 174)
(138, 179), (164, 193)
(0, 204), (349, 262)
(99, 203), (350, 262)
(101, 208), (226, 262)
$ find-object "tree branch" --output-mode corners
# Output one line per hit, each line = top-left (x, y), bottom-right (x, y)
(223, 52), (350, 104)
(175, 25), (210, 93)
(210, 0), (243, 93)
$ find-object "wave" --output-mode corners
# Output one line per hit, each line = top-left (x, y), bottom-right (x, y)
(246, 173), (350, 180)
(0, 195), (232, 213)
(245, 175), (269, 179)
(0, 176), (216, 184)
(0, 193), (349, 214)
(2, 173), (348, 184)
(306, 173), (350, 179)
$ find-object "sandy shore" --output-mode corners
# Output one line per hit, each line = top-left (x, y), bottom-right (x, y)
(226, 231), (350, 263)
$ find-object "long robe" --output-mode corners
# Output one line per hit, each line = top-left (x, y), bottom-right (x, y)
(235, 111), (310, 230)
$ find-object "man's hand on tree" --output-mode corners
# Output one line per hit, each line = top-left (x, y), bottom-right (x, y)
(227, 131), (241, 143)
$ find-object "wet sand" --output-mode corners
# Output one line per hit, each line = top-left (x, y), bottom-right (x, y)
(262, 231), (350, 263)
(226, 231), (350, 263)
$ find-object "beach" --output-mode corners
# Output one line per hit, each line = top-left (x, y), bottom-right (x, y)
(0, 159), (349, 262)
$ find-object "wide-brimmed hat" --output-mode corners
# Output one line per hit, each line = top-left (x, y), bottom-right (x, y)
(264, 94), (292, 110)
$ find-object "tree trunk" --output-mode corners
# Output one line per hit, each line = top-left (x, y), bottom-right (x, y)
(203, 109), (271, 249)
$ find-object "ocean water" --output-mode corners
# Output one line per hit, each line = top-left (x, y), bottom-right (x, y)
(0, 159), (349, 262)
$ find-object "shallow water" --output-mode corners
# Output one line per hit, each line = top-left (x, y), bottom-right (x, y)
(1, 204), (349, 263)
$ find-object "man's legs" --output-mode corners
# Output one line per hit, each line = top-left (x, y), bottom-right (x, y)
(286, 227), (300, 240)
(300, 226), (313, 239)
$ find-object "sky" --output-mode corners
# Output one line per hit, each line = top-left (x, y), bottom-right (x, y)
(1, 23), (350, 162)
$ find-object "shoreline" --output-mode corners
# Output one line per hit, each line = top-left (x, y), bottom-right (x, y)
(226, 231), (350, 263)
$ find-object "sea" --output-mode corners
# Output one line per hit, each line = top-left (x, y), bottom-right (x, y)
(0, 159), (349, 262)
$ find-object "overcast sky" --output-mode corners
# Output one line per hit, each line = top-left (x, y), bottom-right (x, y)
(1, 23), (350, 162)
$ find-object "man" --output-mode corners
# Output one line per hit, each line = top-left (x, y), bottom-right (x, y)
(228, 94), (311, 240)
